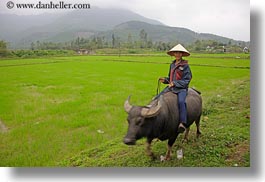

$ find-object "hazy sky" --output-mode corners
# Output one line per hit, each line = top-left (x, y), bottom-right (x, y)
(0, 0), (250, 41)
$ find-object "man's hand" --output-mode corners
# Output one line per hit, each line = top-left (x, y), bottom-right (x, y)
(159, 77), (165, 83)
(168, 82), (174, 88)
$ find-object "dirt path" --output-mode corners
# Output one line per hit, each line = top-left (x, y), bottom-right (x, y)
(0, 119), (8, 133)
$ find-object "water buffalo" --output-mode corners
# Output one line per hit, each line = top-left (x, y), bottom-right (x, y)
(123, 88), (202, 160)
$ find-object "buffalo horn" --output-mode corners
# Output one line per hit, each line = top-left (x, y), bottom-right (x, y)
(124, 95), (133, 113)
(141, 96), (162, 118)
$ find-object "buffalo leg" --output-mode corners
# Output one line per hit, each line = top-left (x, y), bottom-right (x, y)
(183, 127), (190, 143)
(165, 145), (172, 160)
(146, 138), (155, 159)
(195, 116), (202, 138)
(165, 137), (177, 160)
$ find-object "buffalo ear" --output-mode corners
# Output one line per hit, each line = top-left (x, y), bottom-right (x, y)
(141, 96), (163, 118)
(124, 95), (133, 113)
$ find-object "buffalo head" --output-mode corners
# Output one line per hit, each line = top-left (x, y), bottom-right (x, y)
(123, 96), (162, 145)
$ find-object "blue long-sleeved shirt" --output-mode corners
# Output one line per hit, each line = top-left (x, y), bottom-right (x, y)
(163, 59), (192, 94)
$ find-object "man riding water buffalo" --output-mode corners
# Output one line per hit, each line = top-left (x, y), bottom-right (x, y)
(158, 44), (192, 133)
(123, 44), (202, 159)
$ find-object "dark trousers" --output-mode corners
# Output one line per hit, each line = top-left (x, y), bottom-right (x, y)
(177, 91), (187, 124)
(154, 88), (187, 124)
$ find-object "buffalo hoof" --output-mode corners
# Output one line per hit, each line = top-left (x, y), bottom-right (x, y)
(160, 155), (166, 162)
(160, 155), (171, 162)
(196, 132), (201, 139)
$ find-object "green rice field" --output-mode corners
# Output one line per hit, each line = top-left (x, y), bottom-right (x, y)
(0, 53), (250, 167)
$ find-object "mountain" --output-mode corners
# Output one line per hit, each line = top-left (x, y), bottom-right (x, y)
(0, 7), (163, 48)
(0, 7), (247, 48)
(51, 7), (163, 32)
(0, 13), (61, 43)
(99, 21), (243, 45)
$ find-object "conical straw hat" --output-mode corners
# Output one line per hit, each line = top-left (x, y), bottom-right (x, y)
(167, 44), (190, 57)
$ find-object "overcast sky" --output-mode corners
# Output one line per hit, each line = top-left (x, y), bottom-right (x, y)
(0, 0), (250, 41)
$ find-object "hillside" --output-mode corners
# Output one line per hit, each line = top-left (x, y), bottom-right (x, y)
(0, 13), (61, 43)
(0, 7), (163, 48)
(99, 21), (244, 45)
(0, 7), (248, 48)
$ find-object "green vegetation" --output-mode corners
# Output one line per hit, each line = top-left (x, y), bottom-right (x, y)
(0, 54), (250, 167)
(27, 36), (249, 53)
(0, 49), (75, 58)
(0, 40), (8, 57)
(1, 30), (249, 58)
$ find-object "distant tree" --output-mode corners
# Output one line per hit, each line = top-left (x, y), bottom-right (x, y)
(91, 37), (97, 49)
(80, 37), (85, 44)
(96, 37), (103, 49)
(30, 42), (35, 50)
(139, 29), (148, 48)
(155, 41), (169, 51)
(112, 34), (116, 48)
(211, 41), (218, 47)
(0, 40), (8, 57)
(36, 40), (40, 49)
(147, 39), (153, 49)
(228, 39), (232, 46)
(76, 37), (80, 49)
(194, 40), (201, 51)
(127, 33), (133, 48)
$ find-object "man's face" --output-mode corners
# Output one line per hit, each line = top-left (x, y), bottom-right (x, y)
(173, 51), (183, 60)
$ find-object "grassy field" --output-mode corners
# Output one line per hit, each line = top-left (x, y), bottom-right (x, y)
(0, 53), (250, 167)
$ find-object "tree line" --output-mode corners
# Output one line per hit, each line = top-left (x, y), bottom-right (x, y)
(1, 29), (249, 57)
(29, 29), (248, 53)
(28, 29), (175, 51)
